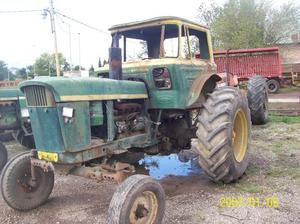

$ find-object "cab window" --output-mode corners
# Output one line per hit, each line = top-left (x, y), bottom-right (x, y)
(187, 28), (210, 60)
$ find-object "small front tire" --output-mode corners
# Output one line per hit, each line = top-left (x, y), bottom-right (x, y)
(107, 174), (165, 224)
(1, 152), (54, 211)
(12, 130), (35, 149)
(0, 142), (8, 171)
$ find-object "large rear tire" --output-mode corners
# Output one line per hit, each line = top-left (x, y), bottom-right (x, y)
(247, 75), (269, 125)
(107, 174), (165, 224)
(0, 142), (8, 171)
(1, 152), (54, 210)
(192, 86), (251, 183)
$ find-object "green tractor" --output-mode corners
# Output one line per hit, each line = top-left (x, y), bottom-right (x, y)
(0, 87), (35, 171)
(1, 17), (268, 223)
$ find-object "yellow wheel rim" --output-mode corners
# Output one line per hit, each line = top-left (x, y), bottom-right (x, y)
(232, 109), (248, 162)
(129, 191), (158, 224)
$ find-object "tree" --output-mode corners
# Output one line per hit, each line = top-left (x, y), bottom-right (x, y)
(103, 60), (108, 66)
(34, 53), (67, 76)
(74, 65), (85, 71)
(197, 0), (221, 27)
(0, 60), (13, 81)
(63, 62), (71, 72)
(210, 0), (265, 49)
(15, 67), (28, 79)
(26, 65), (34, 79)
(264, 1), (300, 44)
(197, 0), (300, 49)
(0, 60), (9, 81)
(89, 65), (95, 76)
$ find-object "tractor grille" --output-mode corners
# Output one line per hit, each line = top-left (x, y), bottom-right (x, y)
(24, 86), (55, 107)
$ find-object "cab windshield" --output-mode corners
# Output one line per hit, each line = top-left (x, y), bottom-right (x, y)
(118, 24), (179, 62)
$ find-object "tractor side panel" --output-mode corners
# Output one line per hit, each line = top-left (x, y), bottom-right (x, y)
(29, 107), (65, 152)
(29, 102), (91, 153)
(57, 102), (91, 152)
(148, 64), (182, 109)
(147, 63), (209, 109)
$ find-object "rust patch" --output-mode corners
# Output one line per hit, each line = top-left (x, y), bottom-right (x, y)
(110, 59), (122, 70)
(31, 158), (54, 172)
(69, 162), (135, 183)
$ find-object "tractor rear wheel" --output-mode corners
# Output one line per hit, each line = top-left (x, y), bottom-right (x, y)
(1, 152), (54, 210)
(107, 174), (165, 224)
(0, 142), (8, 171)
(247, 75), (269, 125)
(192, 86), (251, 183)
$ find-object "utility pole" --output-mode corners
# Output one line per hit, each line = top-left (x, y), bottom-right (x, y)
(7, 69), (10, 81)
(48, 61), (51, 76)
(62, 20), (73, 71)
(32, 45), (36, 78)
(68, 24), (73, 71)
(78, 32), (81, 72)
(49, 0), (60, 76)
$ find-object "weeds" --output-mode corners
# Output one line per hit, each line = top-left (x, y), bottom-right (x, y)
(269, 114), (300, 124)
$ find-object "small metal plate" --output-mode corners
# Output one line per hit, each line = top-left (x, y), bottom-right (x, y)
(37, 151), (58, 162)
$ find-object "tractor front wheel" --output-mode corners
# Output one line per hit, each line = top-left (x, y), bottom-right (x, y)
(0, 142), (8, 171)
(1, 152), (54, 210)
(192, 86), (251, 183)
(12, 130), (35, 149)
(107, 174), (165, 224)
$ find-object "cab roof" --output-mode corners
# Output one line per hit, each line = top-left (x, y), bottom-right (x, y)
(109, 16), (209, 33)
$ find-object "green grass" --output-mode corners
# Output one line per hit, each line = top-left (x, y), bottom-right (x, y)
(245, 165), (261, 176)
(272, 142), (284, 153)
(269, 114), (300, 124)
(234, 182), (265, 194)
(288, 168), (300, 182)
(266, 166), (284, 177)
(265, 166), (300, 184)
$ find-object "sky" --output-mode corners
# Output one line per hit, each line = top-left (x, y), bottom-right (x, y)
(0, 0), (293, 69)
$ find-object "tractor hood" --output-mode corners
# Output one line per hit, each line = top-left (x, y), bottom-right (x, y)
(19, 77), (148, 103)
(0, 88), (23, 101)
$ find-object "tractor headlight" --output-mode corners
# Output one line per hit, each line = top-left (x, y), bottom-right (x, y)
(62, 107), (74, 118)
(21, 108), (30, 118)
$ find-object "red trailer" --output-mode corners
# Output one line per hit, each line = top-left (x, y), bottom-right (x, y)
(214, 47), (282, 93)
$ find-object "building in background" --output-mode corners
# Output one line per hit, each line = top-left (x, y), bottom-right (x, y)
(277, 33), (300, 85)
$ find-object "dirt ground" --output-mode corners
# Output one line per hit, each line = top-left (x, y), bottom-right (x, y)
(0, 120), (299, 224)
(268, 89), (300, 116)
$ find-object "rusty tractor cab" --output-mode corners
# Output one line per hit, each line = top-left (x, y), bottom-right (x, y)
(1, 17), (268, 223)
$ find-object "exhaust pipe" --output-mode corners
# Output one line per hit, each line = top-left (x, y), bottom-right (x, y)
(109, 34), (122, 80)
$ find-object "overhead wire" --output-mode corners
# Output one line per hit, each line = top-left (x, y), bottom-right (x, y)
(0, 8), (110, 36)
(55, 11), (110, 36)
(55, 14), (79, 35)
(0, 9), (43, 14)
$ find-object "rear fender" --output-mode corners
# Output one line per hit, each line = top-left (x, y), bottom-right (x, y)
(187, 73), (221, 107)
